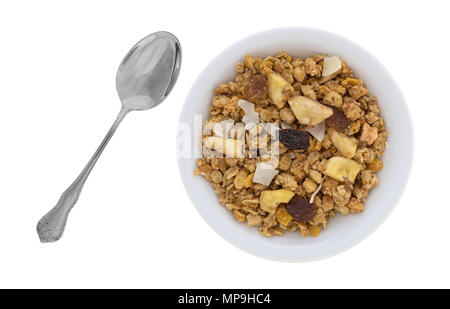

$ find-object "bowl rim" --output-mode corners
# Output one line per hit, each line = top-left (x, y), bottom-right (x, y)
(177, 26), (414, 262)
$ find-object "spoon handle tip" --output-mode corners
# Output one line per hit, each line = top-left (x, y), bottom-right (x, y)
(36, 108), (129, 243)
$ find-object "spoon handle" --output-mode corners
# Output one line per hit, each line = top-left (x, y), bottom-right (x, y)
(37, 108), (129, 243)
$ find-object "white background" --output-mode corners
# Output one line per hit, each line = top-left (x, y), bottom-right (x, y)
(0, 0), (448, 288)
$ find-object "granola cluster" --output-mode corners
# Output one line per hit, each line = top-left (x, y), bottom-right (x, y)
(194, 52), (387, 238)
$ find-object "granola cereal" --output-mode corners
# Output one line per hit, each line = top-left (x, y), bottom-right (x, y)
(195, 52), (387, 238)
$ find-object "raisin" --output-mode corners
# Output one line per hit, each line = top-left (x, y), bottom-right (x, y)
(243, 74), (268, 101)
(326, 107), (351, 132)
(285, 197), (317, 223)
(279, 129), (310, 150)
(276, 205), (293, 226)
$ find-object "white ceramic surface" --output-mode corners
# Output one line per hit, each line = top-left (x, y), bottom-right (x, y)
(177, 27), (413, 262)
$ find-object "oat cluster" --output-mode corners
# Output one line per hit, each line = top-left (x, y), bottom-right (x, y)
(194, 52), (387, 238)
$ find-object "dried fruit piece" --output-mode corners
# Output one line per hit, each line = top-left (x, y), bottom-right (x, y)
(288, 95), (333, 126)
(203, 136), (245, 158)
(253, 162), (278, 186)
(243, 173), (254, 188)
(279, 129), (310, 150)
(360, 123), (378, 145)
(320, 56), (342, 83)
(328, 127), (357, 158)
(323, 156), (362, 182)
(260, 189), (295, 214)
(326, 107), (351, 132)
(276, 205), (293, 226)
(341, 77), (360, 88)
(267, 73), (294, 108)
(298, 223), (308, 237)
(234, 169), (249, 190)
(309, 225), (321, 237)
(285, 197), (317, 223)
(367, 158), (383, 172)
(244, 74), (268, 101)
(308, 138), (322, 153)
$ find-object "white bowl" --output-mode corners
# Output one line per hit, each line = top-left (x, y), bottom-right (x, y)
(177, 27), (413, 262)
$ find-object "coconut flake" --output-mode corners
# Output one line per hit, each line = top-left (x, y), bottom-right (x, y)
(238, 99), (259, 127)
(322, 56), (342, 77)
(306, 122), (326, 142)
(281, 121), (292, 129)
(213, 119), (235, 137)
(309, 179), (324, 204)
(253, 162), (278, 186)
(320, 56), (342, 84)
(245, 122), (256, 130)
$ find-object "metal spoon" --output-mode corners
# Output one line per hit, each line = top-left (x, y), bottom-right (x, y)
(37, 31), (182, 243)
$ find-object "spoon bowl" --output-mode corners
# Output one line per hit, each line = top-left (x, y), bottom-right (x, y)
(117, 31), (181, 111)
(37, 31), (181, 243)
